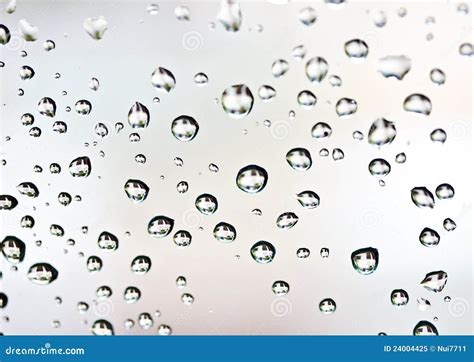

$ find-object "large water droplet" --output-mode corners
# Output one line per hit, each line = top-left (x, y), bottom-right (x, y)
(344, 39), (368, 59)
(171, 115), (199, 141)
(19, 19), (38, 41)
(411, 187), (435, 209)
(83, 17), (108, 40)
(124, 286), (141, 304)
(131, 255), (152, 275)
(69, 156), (91, 177)
(1, 236), (25, 264)
(19, 65), (35, 80)
(368, 159), (391, 177)
(319, 298), (336, 314)
(75, 100), (92, 115)
(420, 271), (447, 292)
(311, 122), (332, 139)
(435, 183), (454, 200)
(286, 148), (312, 171)
(335, 98), (357, 118)
(27, 263), (58, 285)
(38, 97), (56, 117)
(250, 241), (276, 264)
(296, 190), (320, 209)
(305, 57), (328, 83)
(272, 281), (289, 296)
(443, 218), (456, 231)
(403, 94), (432, 115)
(213, 222), (236, 242)
(0, 25), (11, 45)
(16, 182), (39, 197)
(297, 90), (317, 109)
(258, 85), (276, 102)
(195, 194), (218, 215)
(221, 84), (254, 118)
(377, 55), (411, 80)
(413, 321), (438, 336)
(236, 165), (268, 193)
(351, 247), (379, 275)
(174, 230), (192, 247)
(276, 212), (299, 229)
(368, 118), (397, 147)
(430, 129), (447, 143)
(419, 227), (440, 247)
(124, 179), (149, 203)
(87, 256), (103, 273)
(216, 0), (242, 32)
(391, 289), (409, 306)
(148, 216), (174, 238)
(92, 320), (114, 335)
(430, 68), (445, 85)
(128, 102), (150, 128)
(151, 67), (176, 93)
(299, 7), (317, 26)
(271, 59), (289, 78)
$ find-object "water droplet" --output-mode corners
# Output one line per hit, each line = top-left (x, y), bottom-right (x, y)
(419, 227), (440, 247)
(272, 281), (289, 296)
(368, 118), (396, 147)
(89, 77), (100, 91)
(411, 187), (435, 209)
(171, 115), (199, 141)
(286, 148), (312, 171)
(459, 42), (473, 56)
(351, 247), (379, 275)
(320, 248), (329, 258)
(292, 44), (306, 60)
(296, 190), (320, 209)
(221, 84), (254, 118)
(0, 24), (11, 45)
(377, 55), (411, 80)
(236, 165), (268, 193)
(332, 148), (344, 161)
(148, 216), (174, 238)
(124, 179), (149, 203)
(352, 131), (364, 141)
(176, 181), (189, 193)
(194, 72), (208, 86)
(391, 289), (409, 306)
(329, 75), (342, 87)
(420, 270), (448, 292)
(213, 222), (236, 242)
(417, 298), (431, 311)
(21, 113), (34, 126)
(297, 90), (317, 109)
(83, 17), (108, 40)
(20, 215), (35, 228)
(131, 255), (152, 275)
(58, 192), (72, 206)
(271, 59), (289, 78)
(430, 128), (447, 143)
(151, 67), (176, 93)
(19, 19), (38, 41)
(38, 97), (56, 117)
(305, 57), (328, 83)
(97, 232), (119, 251)
(368, 159), (391, 177)
(217, 0), (242, 32)
(413, 321), (438, 336)
(435, 183), (454, 200)
(1, 236), (25, 264)
(258, 85), (276, 102)
(158, 324), (172, 335)
(87, 256), (103, 273)
(173, 230), (192, 247)
(94, 123), (108, 138)
(250, 241), (276, 264)
(92, 320), (114, 335)
(27, 263), (58, 285)
(29, 127), (41, 137)
(311, 122), (332, 140)
(299, 7), (317, 25)
(276, 212), (299, 229)
(43, 39), (55, 51)
(371, 9), (387, 27)
(430, 68), (445, 85)
(403, 94), (432, 115)
(16, 182), (39, 198)
(443, 218), (456, 231)
(147, 3), (159, 15)
(69, 156), (91, 177)
(75, 100), (92, 115)
(319, 298), (336, 314)
(195, 194), (218, 215)
(297, 247), (310, 258)
(395, 153), (406, 163)
(335, 98), (357, 118)
(174, 5), (190, 21)
(19, 65), (34, 80)
(124, 286), (141, 304)
(344, 39), (368, 59)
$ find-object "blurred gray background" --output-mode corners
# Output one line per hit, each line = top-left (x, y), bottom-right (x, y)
(0, 0), (472, 335)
